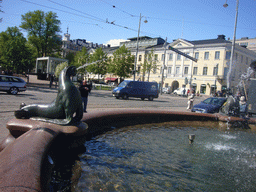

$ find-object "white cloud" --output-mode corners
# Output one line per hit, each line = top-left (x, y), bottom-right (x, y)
(104, 39), (130, 47)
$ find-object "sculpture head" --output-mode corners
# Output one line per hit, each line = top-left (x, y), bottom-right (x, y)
(250, 60), (256, 71)
(65, 66), (77, 77)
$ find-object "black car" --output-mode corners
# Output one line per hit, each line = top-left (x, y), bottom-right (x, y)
(191, 97), (227, 113)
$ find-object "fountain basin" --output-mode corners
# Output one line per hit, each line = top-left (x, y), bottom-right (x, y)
(0, 110), (255, 191)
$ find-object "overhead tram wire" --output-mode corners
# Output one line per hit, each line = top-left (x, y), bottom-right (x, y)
(19, 0), (104, 23)
(18, 0), (168, 41)
(97, 0), (136, 17)
(47, 0), (105, 22)
(19, 0), (140, 33)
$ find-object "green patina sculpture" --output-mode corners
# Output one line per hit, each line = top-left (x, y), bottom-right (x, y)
(15, 66), (83, 125)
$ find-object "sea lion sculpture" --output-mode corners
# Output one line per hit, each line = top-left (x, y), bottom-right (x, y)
(15, 66), (84, 125)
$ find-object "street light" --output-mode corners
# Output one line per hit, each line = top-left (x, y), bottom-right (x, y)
(224, 0), (239, 90)
(133, 13), (147, 81)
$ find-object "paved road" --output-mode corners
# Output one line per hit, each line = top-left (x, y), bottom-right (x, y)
(0, 87), (207, 143)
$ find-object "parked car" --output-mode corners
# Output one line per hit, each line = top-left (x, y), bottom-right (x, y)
(0, 75), (27, 95)
(191, 97), (227, 113)
(173, 88), (189, 96)
(162, 87), (171, 94)
(112, 80), (158, 101)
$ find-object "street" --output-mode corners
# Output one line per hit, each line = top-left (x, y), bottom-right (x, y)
(0, 87), (207, 143)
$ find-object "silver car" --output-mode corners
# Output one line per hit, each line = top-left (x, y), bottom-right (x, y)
(0, 75), (27, 95)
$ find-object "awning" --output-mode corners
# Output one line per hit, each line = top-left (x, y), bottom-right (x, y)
(105, 77), (118, 81)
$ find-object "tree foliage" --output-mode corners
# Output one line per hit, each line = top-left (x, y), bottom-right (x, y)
(0, 26), (33, 74)
(86, 48), (108, 80)
(109, 45), (134, 78)
(20, 10), (61, 57)
(73, 47), (89, 74)
(142, 49), (157, 81)
(54, 61), (68, 77)
(65, 52), (75, 64)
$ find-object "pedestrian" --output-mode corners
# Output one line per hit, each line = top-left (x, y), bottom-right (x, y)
(239, 96), (247, 119)
(49, 75), (54, 88)
(187, 90), (195, 110)
(79, 79), (91, 113)
(183, 88), (186, 97)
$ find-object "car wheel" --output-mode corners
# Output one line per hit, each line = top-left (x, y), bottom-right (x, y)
(9, 87), (18, 95)
(122, 94), (129, 100)
(148, 96), (154, 101)
(115, 96), (119, 99)
(141, 98), (145, 100)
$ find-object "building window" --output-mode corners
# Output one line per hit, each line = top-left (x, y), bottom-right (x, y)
(168, 67), (172, 74)
(240, 42), (248, 47)
(184, 67), (189, 74)
(137, 66), (141, 74)
(185, 53), (190, 60)
(169, 54), (173, 61)
(161, 54), (165, 61)
(193, 67), (198, 75)
(138, 55), (142, 61)
(176, 67), (180, 74)
(204, 52), (209, 60)
(195, 52), (199, 60)
(213, 66), (218, 76)
(177, 54), (181, 60)
(200, 84), (206, 94)
(225, 51), (231, 60)
(224, 67), (228, 79)
(215, 51), (220, 60)
(203, 67), (208, 75)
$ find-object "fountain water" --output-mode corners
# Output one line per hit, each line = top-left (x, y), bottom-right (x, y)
(48, 121), (256, 191)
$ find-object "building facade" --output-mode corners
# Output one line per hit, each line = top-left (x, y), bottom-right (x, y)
(62, 31), (110, 58)
(126, 35), (256, 95)
(234, 37), (256, 53)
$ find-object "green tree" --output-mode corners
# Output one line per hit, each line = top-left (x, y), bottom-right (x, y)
(109, 45), (134, 79)
(65, 52), (75, 64)
(87, 48), (108, 81)
(73, 47), (89, 74)
(143, 49), (157, 81)
(20, 10), (61, 57)
(0, 26), (33, 74)
(54, 61), (68, 77)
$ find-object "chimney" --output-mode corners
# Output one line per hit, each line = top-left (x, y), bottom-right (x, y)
(217, 35), (226, 40)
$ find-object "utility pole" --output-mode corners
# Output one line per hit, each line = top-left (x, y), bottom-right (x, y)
(226, 0), (239, 90)
(160, 37), (167, 95)
(134, 13), (142, 81)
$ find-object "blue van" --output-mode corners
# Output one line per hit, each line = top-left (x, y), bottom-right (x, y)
(112, 80), (159, 101)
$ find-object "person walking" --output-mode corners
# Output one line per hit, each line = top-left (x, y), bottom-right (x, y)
(187, 90), (195, 110)
(49, 75), (54, 88)
(79, 79), (91, 113)
(239, 96), (247, 119)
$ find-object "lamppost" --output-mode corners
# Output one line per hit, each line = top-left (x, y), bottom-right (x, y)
(224, 0), (239, 90)
(133, 13), (147, 81)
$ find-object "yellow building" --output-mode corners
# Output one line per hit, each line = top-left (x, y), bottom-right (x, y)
(130, 35), (256, 95)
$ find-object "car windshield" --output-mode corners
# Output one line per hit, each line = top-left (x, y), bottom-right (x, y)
(118, 81), (129, 88)
(202, 98), (225, 105)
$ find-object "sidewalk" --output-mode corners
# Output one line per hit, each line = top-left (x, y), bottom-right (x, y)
(22, 74), (58, 89)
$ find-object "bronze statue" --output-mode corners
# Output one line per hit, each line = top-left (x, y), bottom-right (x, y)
(15, 66), (84, 125)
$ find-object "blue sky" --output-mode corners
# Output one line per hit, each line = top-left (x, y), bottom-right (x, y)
(1, 0), (255, 46)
